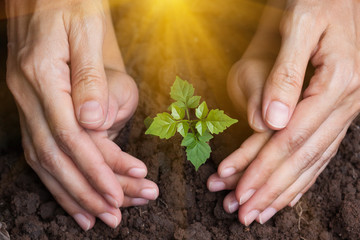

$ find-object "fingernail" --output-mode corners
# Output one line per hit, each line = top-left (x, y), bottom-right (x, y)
(73, 213), (91, 231)
(79, 101), (103, 124)
(244, 210), (260, 226)
(251, 109), (267, 131)
(290, 193), (302, 207)
(140, 188), (158, 200)
(98, 213), (119, 228)
(220, 167), (236, 178)
(265, 101), (289, 129)
(128, 168), (147, 178)
(131, 198), (149, 206)
(240, 189), (255, 205)
(104, 194), (119, 208)
(228, 199), (239, 213)
(208, 181), (226, 192)
(259, 207), (277, 224)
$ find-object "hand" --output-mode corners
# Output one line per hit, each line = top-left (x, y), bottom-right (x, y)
(208, 0), (360, 226)
(6, 0), (158, 231)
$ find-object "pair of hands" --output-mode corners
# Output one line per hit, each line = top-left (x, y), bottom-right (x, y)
(7, 0), (360, 231)
(208, 0), (360, 226)
(6, 0), (158, 231)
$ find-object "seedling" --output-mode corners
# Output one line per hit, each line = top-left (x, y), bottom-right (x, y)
(145, 76), (238, 170)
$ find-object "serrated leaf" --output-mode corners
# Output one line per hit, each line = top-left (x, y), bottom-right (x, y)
(144, 117), (154, 129)
(195, 101), (209, 119)
(177, 122), (190, 137)
(195, 120), (207, 136)
(181, 133), (197, 148)
(198, 131), (213, 142)
(187, 96), (201, 108)
(168, 101), (187, 111)
(186, 141), (211, 171)
(145, 112), (177, 139)
(205, 109), (238, 134)
(170, 76), (194, 104)
(171, 104), (185, 120)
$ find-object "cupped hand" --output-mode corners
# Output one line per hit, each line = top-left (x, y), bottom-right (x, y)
(6, 0), (158, 231)
(208, 0), (360, 226)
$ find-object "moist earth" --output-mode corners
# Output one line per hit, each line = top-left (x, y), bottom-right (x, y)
(1, 0), (360, 239)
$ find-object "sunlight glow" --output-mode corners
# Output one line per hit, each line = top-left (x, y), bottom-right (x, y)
(109, 0), (267, 110)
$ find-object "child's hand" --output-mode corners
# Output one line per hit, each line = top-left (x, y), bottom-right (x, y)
(208, 0), (360, 226)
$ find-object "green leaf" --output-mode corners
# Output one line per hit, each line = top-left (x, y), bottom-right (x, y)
(198, 131), (213, 142)
(195, 101), (209, 119)
(181, 133), (197, 148)
(177, 122), (190, 137)
(171, 104), (185, 120)
(195, 120), (207, 136)
(144, 117), (154, 129)
(145, 112), (177, 139)
(205, 109), (238, 134)
(168, 101), (187, 111)
(186, 141), (211, 170)
(187, 96), (201, 108)
(170, 76), (194, 104)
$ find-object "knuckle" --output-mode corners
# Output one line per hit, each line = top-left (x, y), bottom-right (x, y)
(256, 156), (275, 179)
(76, 192), (97, 209)
(37, 147), (60, 173)
(270, 64), (303, 93)
(285, 128), (310, 153)
(295, 148), (320, 172)
(53, 128), (81, 155)
(5, 75), (20, 97)
(74, 6), (105, 36)
(72, 66), (104, 92)
(280, 4), (315, 37)
(263, 183), (282, 203)
(23, 148), (38, 169)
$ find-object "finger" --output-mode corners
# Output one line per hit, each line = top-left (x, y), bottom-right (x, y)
(18, 80), (124, 210)
(217, 132), (272, 178)
(238, 110), (351, 226)
(20, 115), (96, 231)
(262, 3), (327, 129)
(67, 2), (109, 129)
(116, 175), (159, 201)
(36, 70), (125, 208)
(97, 71), (139, 133)
(122, 197), (149, 207)
(207, 172), (242, 192)
(227, 60), (271, 131)
(234, 79), (342, 207)
(20, 109), (123, 227)
(227, 0), (285, 131)
(256, 127), (345, 224)
(19, 115), (123, 230)
(223, 191), (239, 214)
(89, 131), (147, 178)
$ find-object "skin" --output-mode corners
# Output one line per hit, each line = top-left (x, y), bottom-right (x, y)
(207, 0), (360, 226)
(6, 0), (158, 231)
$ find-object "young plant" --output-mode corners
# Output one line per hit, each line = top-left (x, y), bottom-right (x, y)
(145, 76), (238, 170)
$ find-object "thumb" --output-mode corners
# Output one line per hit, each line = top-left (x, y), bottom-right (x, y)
(262, 8), (325, 130)
(69, 12), (108, 129)
(227, 60), (270, 132)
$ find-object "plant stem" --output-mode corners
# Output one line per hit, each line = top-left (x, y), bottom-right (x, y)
(185, 107), (197, 136)
(186, 108), (190, 120)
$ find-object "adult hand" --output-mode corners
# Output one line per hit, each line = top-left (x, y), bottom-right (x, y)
(6, 0), (158, 231)
(208, 0), (360, 226)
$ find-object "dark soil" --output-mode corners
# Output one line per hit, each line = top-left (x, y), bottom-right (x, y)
(1, 0), (360, 239)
